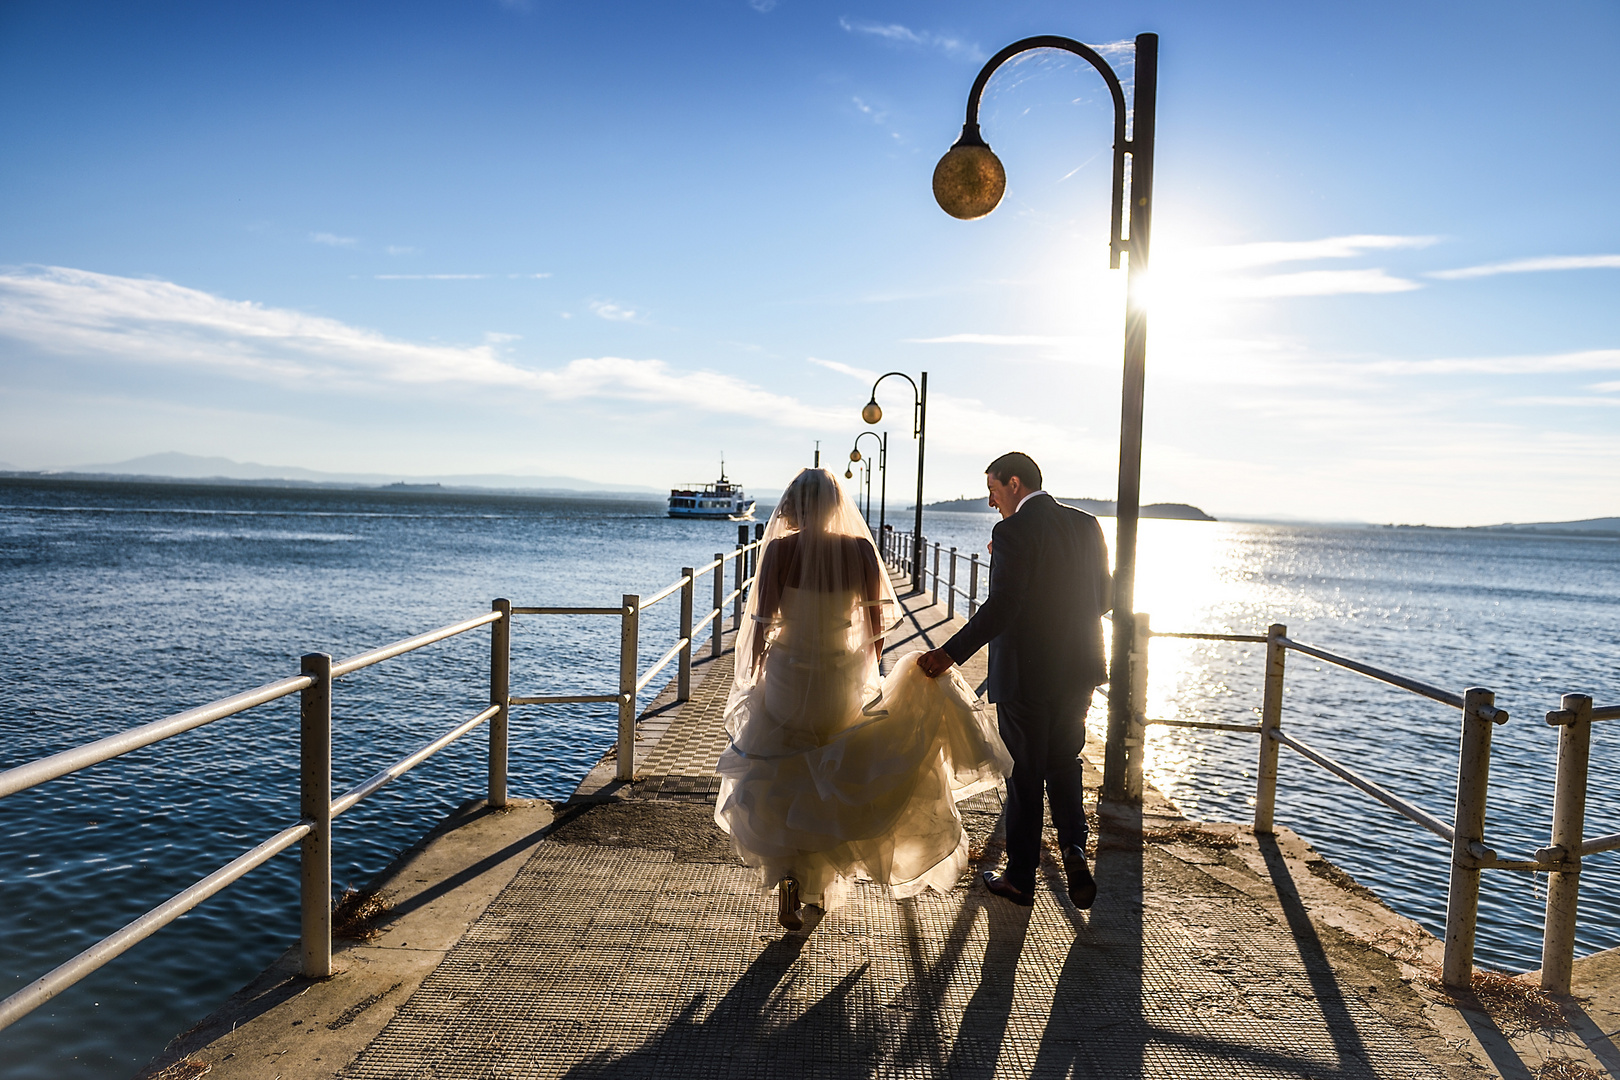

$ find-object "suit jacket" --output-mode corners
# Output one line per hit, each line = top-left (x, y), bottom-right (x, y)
(941, 494), (1112, 702)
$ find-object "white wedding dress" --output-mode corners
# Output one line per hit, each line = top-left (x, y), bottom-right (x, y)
(714, 469), (1011, 913)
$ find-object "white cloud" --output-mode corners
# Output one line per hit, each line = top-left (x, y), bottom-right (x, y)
(1504, 396), (1620, 407)
(1189, 234), (1437, 271)
(0, 266), (834, 426)
(308, 232), (358, 247)
(907, 333), (1075, 345)
(837, 17), (982, 62)
(807, 357), (878, 382)
(386, 245), (418, 256)
(1227, 268), (1422, 298)
(748, 0), (777, 10)
(589, 300), (641, 322)
(1363, 349), (1620, 376)
(1593, 380), (1620, 393)
(1429, 254), (1620, 280)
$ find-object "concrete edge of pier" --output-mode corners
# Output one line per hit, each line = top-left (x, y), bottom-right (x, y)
(139, 578), (1620, 1080)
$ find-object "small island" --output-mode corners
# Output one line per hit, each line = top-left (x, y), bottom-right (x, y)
(920, 496), (1216, 521)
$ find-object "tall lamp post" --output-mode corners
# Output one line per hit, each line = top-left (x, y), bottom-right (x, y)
(842, 455), (871, 526)
(860, 372), (927, 592)
(933, 33), (1157, 804)
(848, 430), (887, 537)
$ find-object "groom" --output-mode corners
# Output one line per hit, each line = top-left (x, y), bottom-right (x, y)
(917, 452), (1111, 909)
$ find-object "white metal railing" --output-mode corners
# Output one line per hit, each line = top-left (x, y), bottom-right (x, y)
(1122, 615), (1616, 995)
(0, 524), (767, 1034)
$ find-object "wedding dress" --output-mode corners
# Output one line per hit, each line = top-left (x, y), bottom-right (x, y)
(714, 468), (1011, 914)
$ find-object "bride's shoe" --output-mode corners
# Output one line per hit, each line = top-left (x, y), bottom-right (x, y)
(777, 876), (803, 931)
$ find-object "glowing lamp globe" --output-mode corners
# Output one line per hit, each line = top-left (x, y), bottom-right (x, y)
(932, 125), (1005, 221)
(849, 449), (862, 462)
(844, 468), (854, 479)
(861, 401), (883, 425)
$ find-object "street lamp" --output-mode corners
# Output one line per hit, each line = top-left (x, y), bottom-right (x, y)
(935, 34), (1158, 804)
(843, 454), (872, 527)
(860, 372), (928, 592)
(849, 430), (887, 537)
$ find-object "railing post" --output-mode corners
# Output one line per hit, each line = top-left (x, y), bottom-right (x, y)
(1541, 692), (1592, 995)
(299, 651), (333, 979)
(1254, 623), (1287, 834)
(1124, 612), (1150, 801)
(1443, 686), (1499, 989)
(968, 553), (980, 618)
(753, 522), (765, 576)
(712, 552), (725, 659)
(489, 599), (511, 809)
(931, 543), (941, 605)
(678, 568), (694, 701)
(947, 547), (958, 620)
(733, 543), (745, 631)
(914, 533), (925, 591)
(617, 594), (639, 783)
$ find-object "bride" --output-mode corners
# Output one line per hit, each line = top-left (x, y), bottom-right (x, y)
(714, 468), (1012, 930)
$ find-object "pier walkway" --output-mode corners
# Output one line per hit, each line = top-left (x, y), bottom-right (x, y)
(144, 572), (1620, 1079)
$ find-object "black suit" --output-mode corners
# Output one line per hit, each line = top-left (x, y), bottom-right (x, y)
(942, 493), (1111, 893)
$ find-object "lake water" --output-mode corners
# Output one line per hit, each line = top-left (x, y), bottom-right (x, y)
(2, 479), (1617, 1078)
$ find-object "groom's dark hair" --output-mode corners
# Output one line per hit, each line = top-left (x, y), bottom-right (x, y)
(986, 452), (1042, 490)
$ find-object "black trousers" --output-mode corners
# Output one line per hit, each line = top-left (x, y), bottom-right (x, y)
(995, 687), (1092, 894)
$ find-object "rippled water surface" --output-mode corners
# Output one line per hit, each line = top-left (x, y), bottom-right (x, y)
(3, 482), (1617, 1077)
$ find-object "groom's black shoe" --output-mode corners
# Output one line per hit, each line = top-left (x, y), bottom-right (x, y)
(1063, 846), (1097, 910)
(982, 871), (1035, 907)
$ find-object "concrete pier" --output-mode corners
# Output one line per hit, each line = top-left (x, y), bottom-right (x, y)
(142, 572), (1620, 1079)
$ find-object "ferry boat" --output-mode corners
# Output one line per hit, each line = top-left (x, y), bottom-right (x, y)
(668, 462), (756, 520)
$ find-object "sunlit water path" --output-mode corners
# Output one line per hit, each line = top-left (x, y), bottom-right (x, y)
(2, 480), (1616, 1077)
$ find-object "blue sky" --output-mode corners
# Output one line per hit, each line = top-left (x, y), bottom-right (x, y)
(1, 0), (1617, 524)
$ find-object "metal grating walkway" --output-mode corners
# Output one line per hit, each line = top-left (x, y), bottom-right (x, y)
(340, 799), (1443, 1079)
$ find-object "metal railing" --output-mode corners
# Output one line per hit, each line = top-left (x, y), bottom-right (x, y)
(884, 534), (990, 621)
(0, 525), (766, 1033)
(1123, 615), (1616, 994)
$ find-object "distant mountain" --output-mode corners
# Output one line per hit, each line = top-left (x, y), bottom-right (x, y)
(919, 496), (1215, 521)
(1464, 517), (1620, 538)
(50, 452), (661, 495)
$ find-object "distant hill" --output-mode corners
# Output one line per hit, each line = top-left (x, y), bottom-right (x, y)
(919, 496), (1215, 521)
(35, 452), (663, 496)
(1462, 517), (1620, 538)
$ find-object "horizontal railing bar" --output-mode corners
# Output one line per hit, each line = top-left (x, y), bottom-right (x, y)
(0, 820), (311, 1033)
(0, 674), (314, 800)
(1593, 705), (1620, 722)
(1583, 832), (1620, 856)
(636, 637), (690, 695)
(509, 693), (622, 705)
(1146, 718), (1264, 733)
(332, 610), (503, 678)
(641, 575), (693, 610)
(721, 587), (744, 607)
(331, 704), (500, 818)
(1153, 631), (1269, 643)
(1275, 636), (1465, 710)
(509, 606), (623, 616)
(693, 607), (721, 634)
(1272, 729), (1454, 842)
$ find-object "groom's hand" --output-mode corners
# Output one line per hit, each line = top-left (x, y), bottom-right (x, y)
(917, 648), (954, 679)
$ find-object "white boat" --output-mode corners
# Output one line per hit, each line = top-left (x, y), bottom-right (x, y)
(668, 463), (756, 520)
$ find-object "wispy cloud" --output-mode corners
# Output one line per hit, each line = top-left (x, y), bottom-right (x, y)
(0, 266), (834, 425)
(1227, 268), (1422, 298)
(386, 245), (418, 257)
(838, 17), (982, 61)
(1505, 396), (1620, 407)
(1191, 234), (1437, 271)
(308, 232), (358, 247)
(906, 333), (1075, 345)
(1362, 348), (1620, 376)
(747, 0), (777, 11)
(589, 300), (641, 322)
(807, 357), (878, 381)
(1429, 254), (1620, 280)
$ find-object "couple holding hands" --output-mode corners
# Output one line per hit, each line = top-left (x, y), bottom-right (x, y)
(714, 452), (1111, 929)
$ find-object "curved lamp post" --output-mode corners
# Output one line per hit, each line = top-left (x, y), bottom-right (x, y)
(842, 454), (872, 527)
(849, 430), (887, 536)
(934, 33), (1158, 804)
(861, 372), (927, 592)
